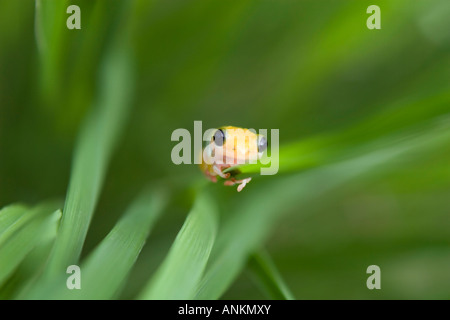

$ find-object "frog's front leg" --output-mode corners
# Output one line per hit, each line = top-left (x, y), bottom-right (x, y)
(213, 163), (231, 179)
(224, 177), (252, 192)
(204, 169), (217, 183)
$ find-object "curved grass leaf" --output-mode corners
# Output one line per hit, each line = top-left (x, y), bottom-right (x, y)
(247, 250), (294, 300)
(139, 191), (218, 300)
(0, 204), (28, 242)
(1, 215), (60, 300)
(2, 243), (54, 300)
(44, 39), (134, 278)
(0, 202), (61, 286)
(196, 116), (450, 299)
(60, 187), (168, 299)
(34, 0), (68, 58)
(23, 188), (167, 300)
(228, 90), (450, 176)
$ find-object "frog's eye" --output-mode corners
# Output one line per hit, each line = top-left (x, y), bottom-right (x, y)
(213, 129), (225, 147)
(257, 136), (267, 152)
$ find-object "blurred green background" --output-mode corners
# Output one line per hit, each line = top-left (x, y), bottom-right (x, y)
(0, 0), (449, 299)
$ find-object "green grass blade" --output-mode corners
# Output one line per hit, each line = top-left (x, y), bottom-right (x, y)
(23, 188), (167, 300)
(247, 250), (294, 300)
(34, 0), (69, 103)
(196, 117), (450, 299)
(227, 90), (450, 177)
(44, 42), (134, 277)
(0, 241), (53, 300)
(61, 187), (168, 299)
(34, 0), (67, 57)
(22, 188), (167, 300)
(0, 211), (61, 299)
(0, 202), (61, 286)
(139, 191), (218, 300)
(0, 204), (28, 240)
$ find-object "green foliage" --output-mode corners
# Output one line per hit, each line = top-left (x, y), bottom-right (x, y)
(0, 0), (449, 300)
(22, 188), (167, 299)
(44, 39), (134, 278)
(247, 250), (294, 300)
(75, 187), (168, 300)
(139, 190), (218, 300)
(0, 202), (61, 287)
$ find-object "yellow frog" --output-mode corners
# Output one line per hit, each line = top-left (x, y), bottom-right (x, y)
(199, 126), (267, 192)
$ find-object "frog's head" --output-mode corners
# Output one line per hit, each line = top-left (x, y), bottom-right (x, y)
(211, 126), (267, 165)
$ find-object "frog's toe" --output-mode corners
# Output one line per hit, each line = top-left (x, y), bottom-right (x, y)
(213, 165), (230, 179)
(223, 177), (251, 191)
(237, 177), (252, 192)
(223, 180), (235, 186)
